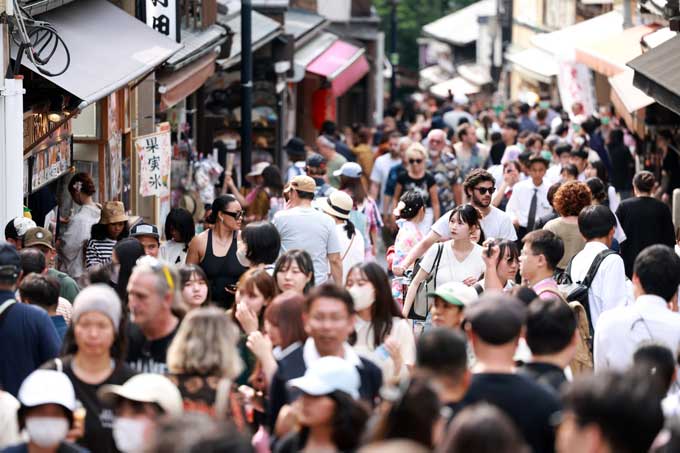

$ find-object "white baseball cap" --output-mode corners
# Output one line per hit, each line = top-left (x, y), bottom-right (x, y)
(288, 356), (360, 399)
(333, 162), (363, 179)
(18, 369), (76, 412)
(98, 373), (183, 416)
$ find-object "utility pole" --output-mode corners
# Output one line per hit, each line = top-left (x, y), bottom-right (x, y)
(389, 0), (398, 105)
(241, 0), (253, 183)
(0, 5), (25, 237)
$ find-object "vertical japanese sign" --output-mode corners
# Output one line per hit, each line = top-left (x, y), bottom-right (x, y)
(135, 131), (171, 197)
(145, 0), (180, 43)
(556, 61), (596, 117)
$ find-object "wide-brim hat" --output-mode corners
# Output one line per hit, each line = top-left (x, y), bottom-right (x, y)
(100, 201), (129, 224)
(315, 191), (353, 220)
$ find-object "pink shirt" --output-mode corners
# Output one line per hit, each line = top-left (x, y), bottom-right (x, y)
(532, 277), (560, 300)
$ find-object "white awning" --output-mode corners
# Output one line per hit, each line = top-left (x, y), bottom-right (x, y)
(422, 0), (496, 46)
(505, 47), (558, 84)
(11, 0), (182, 109)
(430, 77), (480, 98)
(609, 69), (655, 113)
(419, 65), (452, 90)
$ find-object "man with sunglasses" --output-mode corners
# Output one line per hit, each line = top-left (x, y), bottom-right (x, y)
(273, 175), (342, 285)
(393, 169), (516, 277)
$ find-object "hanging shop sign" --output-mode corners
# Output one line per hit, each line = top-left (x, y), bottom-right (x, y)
(30, 135), (72, 192)
(145, 0), (180, 43)
(135, 130), (172, 197)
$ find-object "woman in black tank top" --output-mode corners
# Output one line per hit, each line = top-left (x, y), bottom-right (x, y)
(186, 195), (248, 309)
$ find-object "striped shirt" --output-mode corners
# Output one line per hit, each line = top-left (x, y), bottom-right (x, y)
(85, 238), (116, 268)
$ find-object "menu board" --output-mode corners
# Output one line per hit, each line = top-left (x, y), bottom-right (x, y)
(31, 135), (72, 191)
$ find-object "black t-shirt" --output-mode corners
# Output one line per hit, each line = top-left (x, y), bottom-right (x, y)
(125, 322), (178, 374)
(461, 373), (561, 453)
(663, 149), (680, 194)
(396, 172), (436, 207)
(519, 362), (567, 394)
(43, 357), (137, 453)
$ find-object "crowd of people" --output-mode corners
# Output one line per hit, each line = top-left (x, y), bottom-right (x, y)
(1, 93), (680, 453)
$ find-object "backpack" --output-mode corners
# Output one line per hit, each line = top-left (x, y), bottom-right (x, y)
(560, 249), (617, 340)
(537, 288), (594, 375)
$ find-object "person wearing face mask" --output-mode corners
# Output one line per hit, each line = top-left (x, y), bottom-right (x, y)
(42, 284), (136, 453)
(178, 265), (211, 311)
(347, 263), (415, 384)
(4, 370), (86, 453)
(98, 373), (183, 453)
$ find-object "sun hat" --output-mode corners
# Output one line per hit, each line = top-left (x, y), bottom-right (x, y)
(98, 373), (183, 416)
(246, 162), (270, 180)
(23, 227), (54, 250)
(18, 369), (76, 413)
(288, 356), (360, 399)
(427, 281), (478, 307)
(317, 191), (353, 220)
(333, 162), (363, 179)
(100, 201), (129, 225)
(284, 175), (316, 194)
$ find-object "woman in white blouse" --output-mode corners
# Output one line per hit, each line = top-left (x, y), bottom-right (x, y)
(159, 208), (195, 265)
(346, 262), (415, 385)
(402, 204), (485, 318)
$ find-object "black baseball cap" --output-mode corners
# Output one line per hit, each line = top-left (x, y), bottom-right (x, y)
(284, 137), (306, 157)
(0, 242), (21, 278)
(465, 295), (527, 345)
(306, 154), (327, 169)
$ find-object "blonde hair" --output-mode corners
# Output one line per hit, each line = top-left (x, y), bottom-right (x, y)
(166, 307), (244, 378)
(405, 143), (427, 160)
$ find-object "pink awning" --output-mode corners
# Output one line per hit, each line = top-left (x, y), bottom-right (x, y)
(306, 40), (370, 97)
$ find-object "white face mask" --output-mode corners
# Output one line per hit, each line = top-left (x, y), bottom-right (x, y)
(349, 285), (375, 311)
(113, 417), (149, 453)
(26, 416), (69, 448)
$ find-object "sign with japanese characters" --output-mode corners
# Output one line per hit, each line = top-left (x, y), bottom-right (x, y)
(145, 0), (180, 43)
(135, 131), (171, 197)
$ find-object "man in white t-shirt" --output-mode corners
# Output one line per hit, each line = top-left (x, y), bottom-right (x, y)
(393, 169), (516, 276)
(273, 175), (343, 285)
(370, 132), (405, 212)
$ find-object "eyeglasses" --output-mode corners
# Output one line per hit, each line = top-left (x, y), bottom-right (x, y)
(222, 210), (245, 220)
(136, 255), (175, 291)
(409, 159), (423, 165)
(474, 187), (496, 195)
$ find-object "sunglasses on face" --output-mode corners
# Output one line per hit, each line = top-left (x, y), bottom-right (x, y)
(409, 159), (423, 165)
(222, 210), (245, 220)
(474, 187), (496, 195)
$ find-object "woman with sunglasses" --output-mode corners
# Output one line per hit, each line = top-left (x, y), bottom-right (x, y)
(186, 195), (248, 309)
(392, 143), (439, 235)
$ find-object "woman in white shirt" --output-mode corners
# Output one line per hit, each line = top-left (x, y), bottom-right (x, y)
(316, 191), (365, 284)
(402, 204), (485, 318)
(476, 239), (520, 293)
(159, 208), (195, 265)
(347, 262), (415, 384)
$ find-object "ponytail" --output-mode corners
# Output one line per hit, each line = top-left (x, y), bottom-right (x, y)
(344, 220), (356, 240)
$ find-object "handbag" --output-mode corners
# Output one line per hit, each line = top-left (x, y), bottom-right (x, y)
(408, 243), (444, 321)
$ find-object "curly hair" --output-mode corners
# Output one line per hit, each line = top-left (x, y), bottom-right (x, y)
(463, 169), (495, 197)
(553, 181), (592, 217)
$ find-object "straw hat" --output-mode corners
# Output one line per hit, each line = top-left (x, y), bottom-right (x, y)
(318, 191), (353, 220)
(100, 201), (129, 224)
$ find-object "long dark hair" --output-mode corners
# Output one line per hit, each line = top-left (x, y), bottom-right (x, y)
(449, 204), (484, 243)
(61, 316), (128, 363)
(206, 194), (238, 224)
(164, 208), (195, 246)
(298, 391), (369, 451)
(262, 165), (284, 196)
(339, 177), (367, 204)
(90, 222), (130, 241)
(348, 263), (402, 348)
(113, 238), (145, 304)
(273, 249), (315, 293)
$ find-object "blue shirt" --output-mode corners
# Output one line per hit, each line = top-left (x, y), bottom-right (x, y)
(0, 290), (60, 396)
(51, 315), (68, 342)
(384, 163), (406, 197)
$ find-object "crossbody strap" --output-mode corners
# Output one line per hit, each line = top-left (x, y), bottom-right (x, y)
(341, 234), (357, 262)
(582, 250), (617, 288)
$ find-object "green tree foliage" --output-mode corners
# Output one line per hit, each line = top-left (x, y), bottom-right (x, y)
(375, 0), (477, 70)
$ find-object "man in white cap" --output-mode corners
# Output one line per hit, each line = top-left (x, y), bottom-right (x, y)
(273, 175), (342, 285)
(99, 373), (183, 453)
(13, 369), (86, 452)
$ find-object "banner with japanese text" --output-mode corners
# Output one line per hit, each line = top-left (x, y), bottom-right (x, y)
(145, 0), (179, 43)
(135, 131), (171, 197)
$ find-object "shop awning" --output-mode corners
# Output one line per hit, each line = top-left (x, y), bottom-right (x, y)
(217, 11), (282, 68)
(11, 0), (182, 109)
(158, 52), (217, 111)
(419, 65), (452, 90)
(285, 8), (327, 41)
(291, 32), (338, 82)
(505, 47), (558, 84)
(610, 69), (655, 113)
(164, 25), (228, 71)
(642, 27), (676, 49)
(430, 77), (480, 99)
(575, 24), (661, 77)
(422, 0), (496, 46)
(457, 63), (492, 86)
(306, 40), (370, 97)
(531, 11), (622, 60)
(628, 33), (680, 116)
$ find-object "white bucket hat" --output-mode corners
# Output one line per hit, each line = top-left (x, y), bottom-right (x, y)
(98, 373), (183, 416)
(316, 191), (353, 220)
